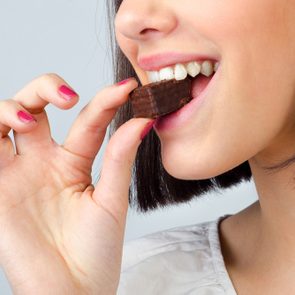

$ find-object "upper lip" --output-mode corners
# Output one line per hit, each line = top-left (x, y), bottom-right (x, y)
(137, 52), (219, 72)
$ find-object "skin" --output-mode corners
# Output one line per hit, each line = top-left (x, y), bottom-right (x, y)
(1, 1), (294, 294)
(0, 74), (152, 294)
(115, 0), (295, 294)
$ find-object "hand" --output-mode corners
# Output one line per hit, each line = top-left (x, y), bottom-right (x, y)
(0, 74), (153, 294)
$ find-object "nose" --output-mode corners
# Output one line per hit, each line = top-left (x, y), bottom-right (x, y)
(115, 1), (177, 41)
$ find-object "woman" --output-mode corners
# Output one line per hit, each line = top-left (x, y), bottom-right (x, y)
(0, 0), (294, 294)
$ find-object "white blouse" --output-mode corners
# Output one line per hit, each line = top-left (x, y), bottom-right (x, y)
(117, 215), (237, 295)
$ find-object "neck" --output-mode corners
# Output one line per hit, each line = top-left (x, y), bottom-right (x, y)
(248, 153), (295, 264)
(220, 141), (295, 279)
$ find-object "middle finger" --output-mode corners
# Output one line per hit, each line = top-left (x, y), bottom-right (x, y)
(13, 73), (79, 113)
(11, 73), (79, 154)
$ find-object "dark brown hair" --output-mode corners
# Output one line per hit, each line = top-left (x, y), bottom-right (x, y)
(106, 0), (252, 213)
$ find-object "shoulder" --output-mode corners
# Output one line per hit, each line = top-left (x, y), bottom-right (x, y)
(117, 215), (236, 295)
(120, 219), (215, 271)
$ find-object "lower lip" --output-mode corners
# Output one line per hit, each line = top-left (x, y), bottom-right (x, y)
(154, 66), (220, 132)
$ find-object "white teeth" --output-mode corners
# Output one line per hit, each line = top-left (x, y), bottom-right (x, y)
(147, 71), (160, 83)
(159, 66), (174, 81)
(185, 61), (201, 77)
(200, 60), (214, 77)
(174, 63), (188, 81)
(146, 59), (217, 83)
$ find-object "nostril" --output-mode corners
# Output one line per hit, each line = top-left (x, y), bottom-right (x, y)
(140, 28), (158, 35)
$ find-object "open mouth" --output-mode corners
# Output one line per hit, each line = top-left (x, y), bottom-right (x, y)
(146, 59), (218, 117)
(190, 72), (215, 100)
(154, 66), (219, 131)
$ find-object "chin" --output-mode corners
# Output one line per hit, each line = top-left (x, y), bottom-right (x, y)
(161, 145), (246, 181)
(161, 152), (219, 180)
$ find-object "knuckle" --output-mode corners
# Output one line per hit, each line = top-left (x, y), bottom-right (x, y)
(105, 144), (131, 166)
(105, 147), (122, 164)
(39, 72), (63, 84)
(0, 99), (13, 110)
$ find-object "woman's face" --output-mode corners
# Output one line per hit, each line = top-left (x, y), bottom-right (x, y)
(115, 0), (295, 179)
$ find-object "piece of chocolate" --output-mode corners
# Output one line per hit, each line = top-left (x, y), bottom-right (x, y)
(130, 77), (192, 118)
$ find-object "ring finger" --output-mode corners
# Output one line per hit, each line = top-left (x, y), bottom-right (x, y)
(0, 99), (38, 166)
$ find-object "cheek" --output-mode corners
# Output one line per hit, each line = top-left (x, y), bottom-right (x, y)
(160, 67), (295, 180)
(115, 31), (138, 65)
(115, 32), (149, 83)
(160, 1), (295, 180)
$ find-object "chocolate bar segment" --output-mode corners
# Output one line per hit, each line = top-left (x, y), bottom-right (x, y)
(130, 77), (192, 118)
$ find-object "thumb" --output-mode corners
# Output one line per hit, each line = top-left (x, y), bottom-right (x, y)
(92, 118), (155, 225)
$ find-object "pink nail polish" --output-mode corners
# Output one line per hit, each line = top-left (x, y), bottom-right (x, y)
(117, 78), (133, 86)
(17, 111), (36, 123)
(58, 85), (78, 101)
(140, 121), (155, 140)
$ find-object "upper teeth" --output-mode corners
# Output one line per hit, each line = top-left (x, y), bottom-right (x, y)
(147, 60), (219, 83)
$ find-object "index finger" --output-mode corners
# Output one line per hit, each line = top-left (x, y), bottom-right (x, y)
(62, 78), (138, 162)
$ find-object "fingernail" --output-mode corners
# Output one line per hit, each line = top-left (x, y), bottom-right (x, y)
(17, 111), (36, 123)
(140, 121), (155, 140)
(58, 85), (78, 101)
(117, 78), (134, 86)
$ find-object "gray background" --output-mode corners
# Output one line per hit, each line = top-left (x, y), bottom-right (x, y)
(0, 0), (258, 293)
